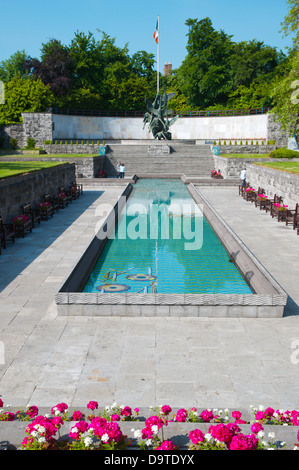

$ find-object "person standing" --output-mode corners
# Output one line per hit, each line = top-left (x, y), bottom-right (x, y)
(120, 163), (125, 178)
(240, 168), (246, 187)
(116, 161), (121, 178)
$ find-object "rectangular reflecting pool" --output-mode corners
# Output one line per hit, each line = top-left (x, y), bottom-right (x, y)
(55, 177), (287, 318)
(83, 179), (253, 295)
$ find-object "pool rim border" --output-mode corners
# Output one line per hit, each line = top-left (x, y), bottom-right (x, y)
(55, 175), (287, 318)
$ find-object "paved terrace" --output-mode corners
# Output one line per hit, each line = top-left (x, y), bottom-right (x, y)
(0, 183), (299, 414)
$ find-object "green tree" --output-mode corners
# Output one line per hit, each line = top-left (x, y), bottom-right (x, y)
(280, 0), (299, 49)
(270, 51), (299, 134)
(0, 50), (29, 82)
(176, 18), (234, 108)
(0, 76), (54, 124)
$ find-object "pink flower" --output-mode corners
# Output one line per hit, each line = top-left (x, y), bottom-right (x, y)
(0, 399), (3, 407)
(72, 410), (84, 421)
(228, 433), (258, 450)
(175, 408), (188, 422)
(200, 409), (214, 422)
(161, 405), (172, 415)
(251, 422), (264, 434)
(209, 423), (239, 445)
(52, 416), (64, 428)
(189, 429), (205, 445)
(111, 414), (121, 421)
(87, 401), (98, 411)
(121, 406), (132, 417)
(0, 412), (14, 421)
(69, 420), (89, 440)
(51, 402), (68, 415)
(26, 406), (39, 418)
(156, 440), (176, 450)
(264, 407), (275, 418)
(134, 408), (139, 415)
(255, 411), (265, 421)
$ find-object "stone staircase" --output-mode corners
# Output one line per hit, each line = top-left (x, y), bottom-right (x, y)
(103, 143), (214, 177)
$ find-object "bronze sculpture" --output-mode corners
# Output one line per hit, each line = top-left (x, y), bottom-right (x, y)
(143, 85), (179, 140)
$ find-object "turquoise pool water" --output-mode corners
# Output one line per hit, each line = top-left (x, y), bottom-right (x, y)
(83, 179), (253, 294)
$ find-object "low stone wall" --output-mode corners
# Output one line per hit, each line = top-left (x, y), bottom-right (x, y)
(43, 143), (106, 155)
(0, 163), (75, 223)
(1, 154), (105, 179)
(213, 155), (299, 207)
(247, 164), (299, 207)
(214, 144), (275, 154)
(212, 154), (272, 178)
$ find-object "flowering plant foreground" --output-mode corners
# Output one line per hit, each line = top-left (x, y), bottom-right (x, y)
(1, 399), (299, 450)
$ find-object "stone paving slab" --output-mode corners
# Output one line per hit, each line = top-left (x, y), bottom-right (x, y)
(0, 183), (299, 424)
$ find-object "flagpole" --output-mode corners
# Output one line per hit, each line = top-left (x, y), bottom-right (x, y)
(157, 16), (159, 94)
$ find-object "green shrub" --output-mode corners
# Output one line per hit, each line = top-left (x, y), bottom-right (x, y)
(97, 140), (100, 145)
(251, 141), (253, 145)
(261, 140), (264, 145)
(44, 140), (52, 145)
(269, 148), (299, 159)
(25, 137), (36, 149)
(10, 137), (18, 149)
(234, 141), (237, 145)
(229, 141), (232, 145)
(267, 140), (275, 145)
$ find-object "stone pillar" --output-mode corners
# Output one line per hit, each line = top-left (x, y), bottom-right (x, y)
(22, 112), (53, 147)
(267, 113), (288, 147)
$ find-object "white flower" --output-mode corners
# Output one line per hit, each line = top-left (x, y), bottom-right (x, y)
(101, 433), (109, 443)
(84, 436), (93, 447)
(31, 431), (38, 438)
(145, 439), (152, 446)
(134, 429), (142, 439)
(38, 437), (46, 443)
(111, 402), (118, 409)
(257, 431), (265, 439)
(71, 427), (78, 434)
(204, 433), (214, 443)
(105, 406), (110, 411)
(224, 416), (229, 422)
(259, 405), (265, 411)
(268, 432), (276, 440)
(151, 425), (159, 435)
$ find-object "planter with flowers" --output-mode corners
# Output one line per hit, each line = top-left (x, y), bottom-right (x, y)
(255, 193), (268, 210)
(211, 170), (223, 179)
(272, 203), (288, 221)
(37, 202), (54, 220)
(96, 169), (107, 178)
(12, 214), (32, 237)
(1, 398), (299, 450)
(243, 187), (256, 201)
(57, 192), (68, 208)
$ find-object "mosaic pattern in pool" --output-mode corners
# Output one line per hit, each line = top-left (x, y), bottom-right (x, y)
(83, 179), (253, 294)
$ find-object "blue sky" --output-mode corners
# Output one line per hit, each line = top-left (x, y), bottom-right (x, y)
(0, 0), (293, 71)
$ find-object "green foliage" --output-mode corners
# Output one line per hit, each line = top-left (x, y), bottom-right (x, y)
(0, 50), (29, 82)
(25, 137), (36, 149)
(270, 51), (299, 134)
(0, 76), (54, 124)
(9, 138), (18, 149)
(269, 148), (299, 159)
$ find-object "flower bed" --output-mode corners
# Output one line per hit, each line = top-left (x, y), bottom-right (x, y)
(1, 399), (299, 450)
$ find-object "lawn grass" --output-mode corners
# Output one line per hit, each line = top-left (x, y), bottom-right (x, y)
(220, 153), (270, 158)
(0, 153), (100, 159)
(0, 161), (66, 179)
(253, 161), (299, 174)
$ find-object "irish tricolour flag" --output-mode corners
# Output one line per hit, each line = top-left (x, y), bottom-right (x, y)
(153, 19), (159, 44)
